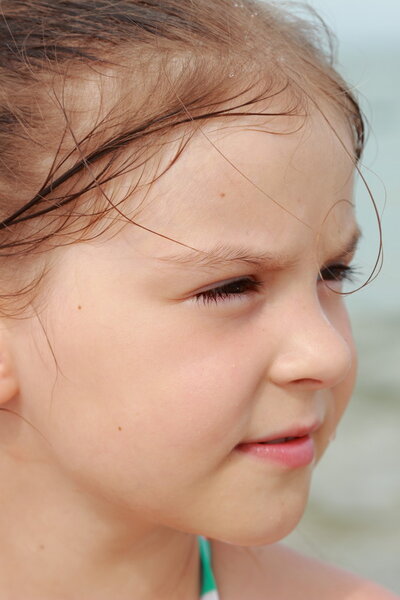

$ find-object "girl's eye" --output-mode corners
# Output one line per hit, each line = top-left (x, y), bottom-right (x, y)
(193, 265), (359, 307)
(319, 263), (359, 284)
(194, 277), (262, 305)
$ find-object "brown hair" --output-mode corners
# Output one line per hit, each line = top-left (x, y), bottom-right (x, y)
(0, 0), (365, 312)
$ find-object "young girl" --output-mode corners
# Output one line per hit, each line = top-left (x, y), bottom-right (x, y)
(0, 1), (396, 598)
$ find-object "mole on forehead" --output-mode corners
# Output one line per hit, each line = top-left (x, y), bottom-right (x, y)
(155, 227), (361, 271)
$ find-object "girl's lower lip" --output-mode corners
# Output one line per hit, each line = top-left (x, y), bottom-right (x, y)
(236, 435), (315, 468)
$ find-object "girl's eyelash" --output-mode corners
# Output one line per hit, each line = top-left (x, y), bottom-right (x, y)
(194, 277), (262, 305)
(319, 263), (360, 283)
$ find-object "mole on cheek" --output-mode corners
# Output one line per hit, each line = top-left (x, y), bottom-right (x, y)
(77, 305), (82, 310)
(219, 192), (226, 198)
(118, 426), (122, 431)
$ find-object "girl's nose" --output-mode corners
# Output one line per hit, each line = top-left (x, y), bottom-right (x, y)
(267, 297), (354, 390)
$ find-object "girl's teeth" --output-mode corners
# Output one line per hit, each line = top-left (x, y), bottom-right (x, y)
(263, 437), (295, 444)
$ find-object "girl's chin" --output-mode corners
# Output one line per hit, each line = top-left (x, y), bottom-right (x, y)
(202, 501), (308, 548)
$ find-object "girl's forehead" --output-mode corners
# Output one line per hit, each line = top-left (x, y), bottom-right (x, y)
(105, 112), (356, 272)
(129, 110), (356, 248)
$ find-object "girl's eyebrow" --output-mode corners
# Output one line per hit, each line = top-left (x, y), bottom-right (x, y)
(158, 244), (290, 270)
(156, 227), (362, 271)
(327, 226), (362, 262)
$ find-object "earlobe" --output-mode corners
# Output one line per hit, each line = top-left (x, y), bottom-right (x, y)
(0, 338), (19, 405)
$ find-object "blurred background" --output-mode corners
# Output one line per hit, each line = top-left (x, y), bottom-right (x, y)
(275, 0), (400, 593)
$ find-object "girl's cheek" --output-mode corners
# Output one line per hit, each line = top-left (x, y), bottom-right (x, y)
(317, 350), (357, 460)
(330, 303), (358, 418)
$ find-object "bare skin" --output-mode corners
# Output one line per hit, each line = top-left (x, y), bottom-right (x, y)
(213, 540), (400, 599)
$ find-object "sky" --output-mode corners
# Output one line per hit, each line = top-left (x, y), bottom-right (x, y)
(303, 0), (400, 44)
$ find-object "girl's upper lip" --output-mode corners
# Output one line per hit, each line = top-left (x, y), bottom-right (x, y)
(238, 421), (322, 444)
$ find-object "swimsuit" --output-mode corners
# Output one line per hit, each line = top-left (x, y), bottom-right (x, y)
(198, 536), (220, 599)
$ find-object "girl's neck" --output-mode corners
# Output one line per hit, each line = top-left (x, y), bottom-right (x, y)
(0, 450), (200, 600)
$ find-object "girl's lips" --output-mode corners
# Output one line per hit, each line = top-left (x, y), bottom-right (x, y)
(236, 434), (316, 468)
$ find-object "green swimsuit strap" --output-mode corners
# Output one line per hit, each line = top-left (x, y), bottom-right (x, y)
(198, 536), (220, 600)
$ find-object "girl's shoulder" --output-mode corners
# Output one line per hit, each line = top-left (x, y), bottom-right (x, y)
(212, 539), (399, 600)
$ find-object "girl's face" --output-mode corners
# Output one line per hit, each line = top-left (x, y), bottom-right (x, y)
(11, 108), (358, 545)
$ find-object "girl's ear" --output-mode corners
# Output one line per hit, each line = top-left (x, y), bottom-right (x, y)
(0, 333), (19, 405)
